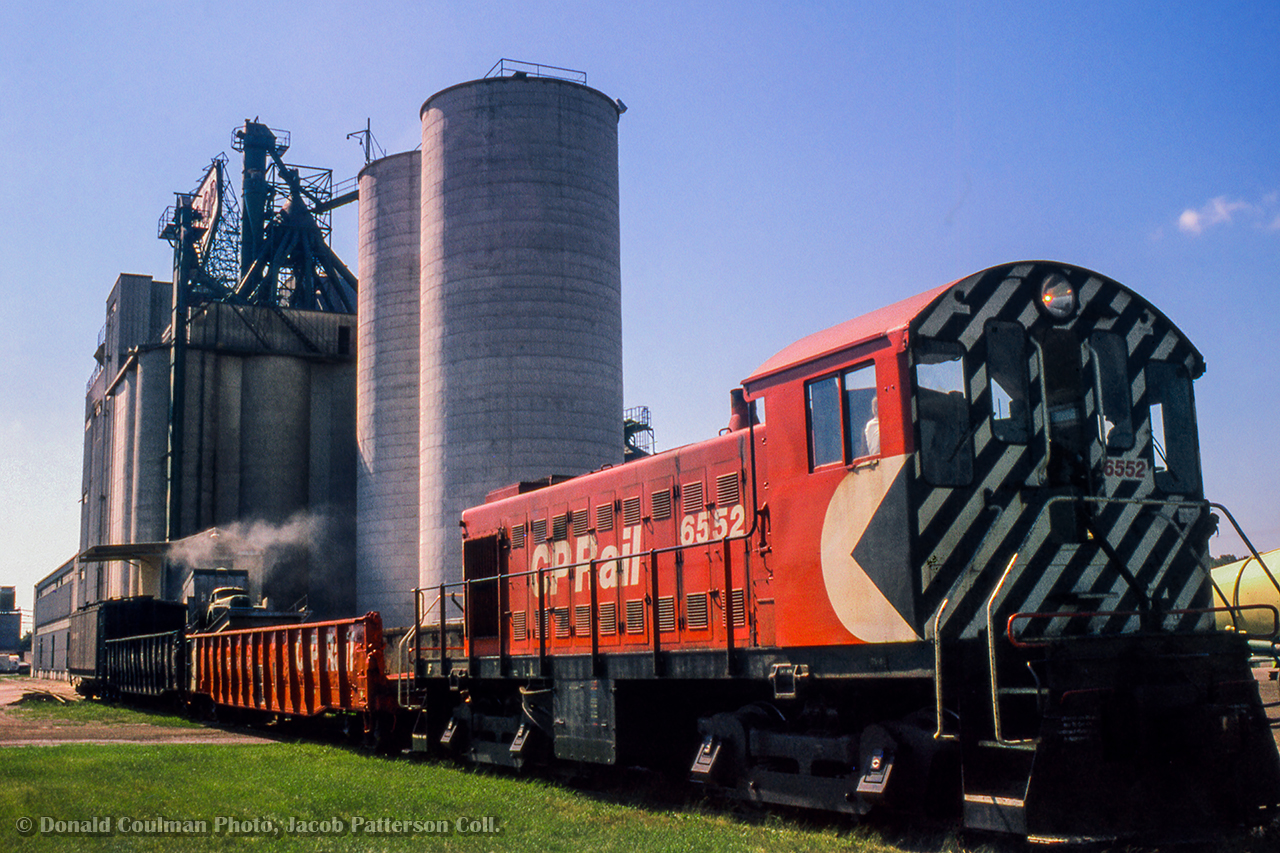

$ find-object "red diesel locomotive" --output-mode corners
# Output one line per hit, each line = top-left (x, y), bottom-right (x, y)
(82, 260), (1280, 842)
(413, 260), (1280, 842)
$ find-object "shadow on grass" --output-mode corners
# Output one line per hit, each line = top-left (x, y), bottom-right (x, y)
(392, 754), (1280, 853)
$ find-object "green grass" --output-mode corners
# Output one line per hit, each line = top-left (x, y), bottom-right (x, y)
(2, 702), (1277, 852)
(0, 741), (967, 853)
(7, 699), (202, 729)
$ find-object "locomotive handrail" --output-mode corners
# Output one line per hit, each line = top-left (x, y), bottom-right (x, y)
(976, 494), (1210, 630)
(397, 623), (417, 708)
(405, 587), (467, 687)
(1006, 604), (1280, 648)
(985, 553), (1033, 748)
(1006, 496), (1265, 635)
(1207, 501), (1280, 607)
(931, 597), (957, 741)
(417, 589), (464, 618)
(429, 528), (759, 676)
(980, 495), (1252, 748)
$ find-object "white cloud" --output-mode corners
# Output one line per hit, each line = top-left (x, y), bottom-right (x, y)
(1177, 196), (1257, 235)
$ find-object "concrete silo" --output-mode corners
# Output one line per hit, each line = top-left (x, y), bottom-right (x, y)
(240, 356), (312, 522)
(356, 151), (422, 619)
(417, 74), (624, 608)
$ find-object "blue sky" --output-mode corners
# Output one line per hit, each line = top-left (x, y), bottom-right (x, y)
(2, 2), (1277, 616)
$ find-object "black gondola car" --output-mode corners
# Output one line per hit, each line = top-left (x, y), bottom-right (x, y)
(69, 597), (187, 697)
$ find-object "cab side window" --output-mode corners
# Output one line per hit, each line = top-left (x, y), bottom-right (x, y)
(843, 363), (878, 459)
(1147, 361), (1201, 494)
(915, 341), (972, 487)
(807, 376), (843, 468)
(805, 362), (880, 471)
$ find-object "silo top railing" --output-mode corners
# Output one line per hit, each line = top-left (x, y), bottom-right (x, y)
(484, 59), (587, 84)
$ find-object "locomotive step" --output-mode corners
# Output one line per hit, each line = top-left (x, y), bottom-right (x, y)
(962, 793), (1027, 835)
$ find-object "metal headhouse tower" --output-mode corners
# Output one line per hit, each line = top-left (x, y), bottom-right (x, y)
(157, 120), (360, 542)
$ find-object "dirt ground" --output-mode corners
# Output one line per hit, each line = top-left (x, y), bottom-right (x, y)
(0, 677), (272, 747)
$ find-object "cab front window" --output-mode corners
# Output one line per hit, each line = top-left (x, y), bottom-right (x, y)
(915, 341), (972, 487)
(1090, 331), (1134, 451)
(987, 320), (1030, 444)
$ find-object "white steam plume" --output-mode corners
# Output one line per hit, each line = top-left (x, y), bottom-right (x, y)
(167, 512), (323, 569)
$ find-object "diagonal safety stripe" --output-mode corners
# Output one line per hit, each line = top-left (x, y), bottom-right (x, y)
(907, 262), (1212, 645)
(953, 506), (1051, 639)
(958, 277), (1022, 350)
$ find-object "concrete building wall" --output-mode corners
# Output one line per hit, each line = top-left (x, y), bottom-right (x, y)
(81, 387), (109, 554)
(82, 274), (171, 563)
(0, 612), (20, 654)
(416, 75), (624, 601)
(132, 348), (169, 543)
(75, 279), (359, 620)
(356, 151), (422, 622)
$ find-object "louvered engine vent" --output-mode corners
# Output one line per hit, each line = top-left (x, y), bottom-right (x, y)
(657, 596), (677, 633)
(623, 496), (642, 527)
(686, 592), (710, 629)
(625, 599), (646, 634)
(652, 489), (672, 521)
(723, 588), (747, 628)
(716, 472), (741, 507)
(682, 480), (704, 515)
(598, 601), (618, 635)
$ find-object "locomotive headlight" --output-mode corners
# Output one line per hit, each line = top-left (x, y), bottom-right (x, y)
(1040, 274), (1077, 320)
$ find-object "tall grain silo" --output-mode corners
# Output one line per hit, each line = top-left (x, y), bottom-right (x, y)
(356, 151), (422, 619)
(417, 73), (624, 603)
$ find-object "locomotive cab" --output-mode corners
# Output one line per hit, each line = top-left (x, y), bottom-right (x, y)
(737, 261), (1279, 839)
